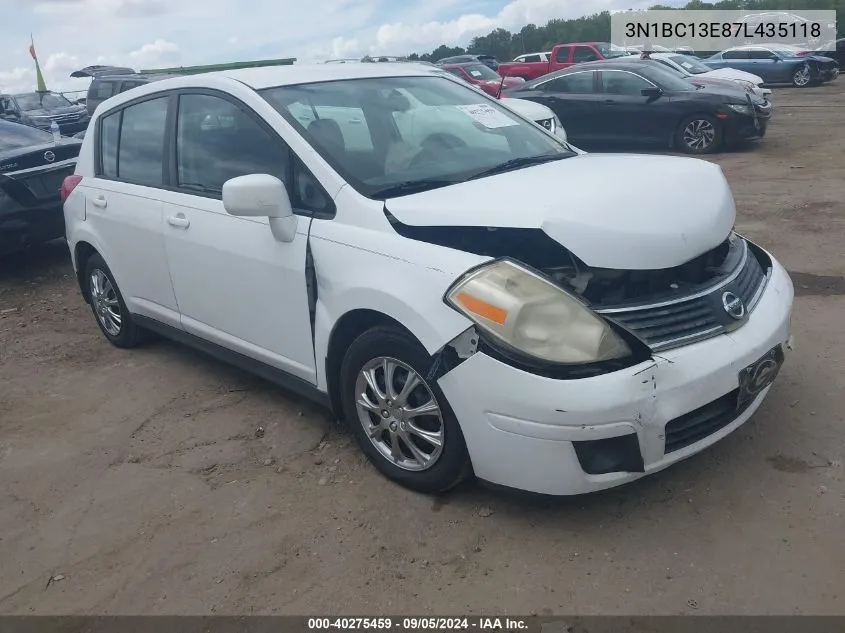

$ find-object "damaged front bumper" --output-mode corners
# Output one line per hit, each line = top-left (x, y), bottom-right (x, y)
(436, 253), (794, 495)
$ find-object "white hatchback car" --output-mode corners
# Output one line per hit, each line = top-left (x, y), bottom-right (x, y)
(62, 63), (794, 496)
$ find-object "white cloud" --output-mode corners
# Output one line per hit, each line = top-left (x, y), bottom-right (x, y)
(127, 39), (181, 67)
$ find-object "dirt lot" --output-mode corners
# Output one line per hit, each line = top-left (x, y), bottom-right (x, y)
(1, 82), (844, 616)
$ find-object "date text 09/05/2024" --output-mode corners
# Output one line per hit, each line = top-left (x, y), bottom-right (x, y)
(624, 21), (822, 39)
(307, 618), (529, 630)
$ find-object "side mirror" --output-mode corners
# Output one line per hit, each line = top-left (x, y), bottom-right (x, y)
(222, 174), (297, 242)
(641, 87), (662, 98)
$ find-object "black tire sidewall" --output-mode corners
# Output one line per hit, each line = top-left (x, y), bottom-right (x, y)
(83, 254), (140, 348)
(339, 326), (471, 494)
(676, 114), (722, 154)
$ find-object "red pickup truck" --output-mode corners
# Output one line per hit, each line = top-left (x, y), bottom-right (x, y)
(497, 42), (634, 80)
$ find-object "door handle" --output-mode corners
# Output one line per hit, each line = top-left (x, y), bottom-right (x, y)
(167, 214), (190, 229)
(603, 99), (616, 104)
(91, 195), (107, 208)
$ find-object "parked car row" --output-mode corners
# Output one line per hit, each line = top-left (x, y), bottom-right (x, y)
(55, 62), (794, 497)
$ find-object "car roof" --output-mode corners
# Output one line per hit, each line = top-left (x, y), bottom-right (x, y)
(148, 62), (439, 90)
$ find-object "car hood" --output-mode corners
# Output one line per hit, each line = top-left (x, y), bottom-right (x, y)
(700, 68), (764, 85)
(385, 154), (735, 270)
(23, 105), (86, 118)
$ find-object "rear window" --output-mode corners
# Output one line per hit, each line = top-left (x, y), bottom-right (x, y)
(0, 120), (53, 151)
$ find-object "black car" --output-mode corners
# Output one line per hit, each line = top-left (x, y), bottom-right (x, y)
(1, 91), (90, 136)
(435, 54), (499, 71)
(504, 59), (772, 154)
(816, 38), (845, 67)
(0, 120), (82, 254)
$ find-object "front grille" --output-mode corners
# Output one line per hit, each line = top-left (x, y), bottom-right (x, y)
(664, 389), (747, 453)
(597, 240), (768, 351)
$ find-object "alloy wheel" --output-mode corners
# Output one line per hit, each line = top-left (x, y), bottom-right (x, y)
(89, 268), (122, 336)
(682, 119), (716, 151)
(354, 356), (445, 472)
(793, 65), (811, 87)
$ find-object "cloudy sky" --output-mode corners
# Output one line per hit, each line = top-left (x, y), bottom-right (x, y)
(1, 0), (658, 96)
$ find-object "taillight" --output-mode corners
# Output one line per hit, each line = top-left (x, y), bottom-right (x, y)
(60, 175), (82, 204)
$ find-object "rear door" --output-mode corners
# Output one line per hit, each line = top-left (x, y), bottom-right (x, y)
(81, 94), (180, 326)
(596, 69), (668, 142)
(720, 48), (754, 72)
(550, 46), (572, 71)
(524, 70), (602, 142)
(743, 48), (783, 81)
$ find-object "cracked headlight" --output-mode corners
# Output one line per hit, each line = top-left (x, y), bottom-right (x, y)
(445, 259), (631, 364)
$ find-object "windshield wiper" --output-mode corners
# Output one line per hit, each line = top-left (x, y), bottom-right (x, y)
(369, 178), (456, 199)
(466, 154), (569, 181)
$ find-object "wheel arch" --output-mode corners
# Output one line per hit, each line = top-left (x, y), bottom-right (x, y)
(73, 240), (99, 301)
(324, 309), (426, 421)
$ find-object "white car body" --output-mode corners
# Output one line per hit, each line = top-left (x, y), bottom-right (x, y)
(513, 52), (550, 63)
(63, 63), (793, 496)
(499, 97), (567, 142)
(648, 52), (772, 97)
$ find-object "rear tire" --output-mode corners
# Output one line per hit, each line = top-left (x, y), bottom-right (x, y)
(676, 114), (722, 154)
(339, 326), (471, 494)
(84, 253), (146, 348)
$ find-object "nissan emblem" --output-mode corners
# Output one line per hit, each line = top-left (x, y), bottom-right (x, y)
(722, 291), (745, 320)
(44, 151), (56, 162)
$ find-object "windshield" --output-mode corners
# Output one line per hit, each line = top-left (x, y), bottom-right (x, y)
(0, 120), (54, 151)
(667, 54), (711, 74)
(13, 92), (73, 111)
(596, 43), (633, 59)
(637, 63), (697, 91)
(260, 76), (573, 199)
(462, 64), (500, 80)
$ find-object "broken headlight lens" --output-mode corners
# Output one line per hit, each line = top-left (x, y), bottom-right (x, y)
(445, 259), (631, 364)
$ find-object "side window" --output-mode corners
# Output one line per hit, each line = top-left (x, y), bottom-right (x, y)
(120, 81), (144, 93)
(539, 72), (595, 94)
(748, 49), (775, 60)
(100, 111), (120, 178)
(522, 54), (541, 63)
(94, 81), (116, 100)
(176, 93), (289, 195)
(601, 72), (652, 95)
(555, 46), (571, 63)
(573, 46), (598, 62)
(116, 96), (168, 186)
(723, 49), (748, 59)
(313, 105), (373, 152)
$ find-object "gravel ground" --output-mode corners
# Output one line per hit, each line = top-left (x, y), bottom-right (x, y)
(1, 82), (843, 615)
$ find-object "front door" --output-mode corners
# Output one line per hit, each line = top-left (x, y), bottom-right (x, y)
(159, 91), (317, 383)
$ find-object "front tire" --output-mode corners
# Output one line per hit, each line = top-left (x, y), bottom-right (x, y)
(792, 64), (812, 88)
(339, 326), (471, 493)
(676, 114), (722, 154)
(84, 253), (146, 348)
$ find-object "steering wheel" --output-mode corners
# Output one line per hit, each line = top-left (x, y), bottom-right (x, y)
(410, 133), (468, 169)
